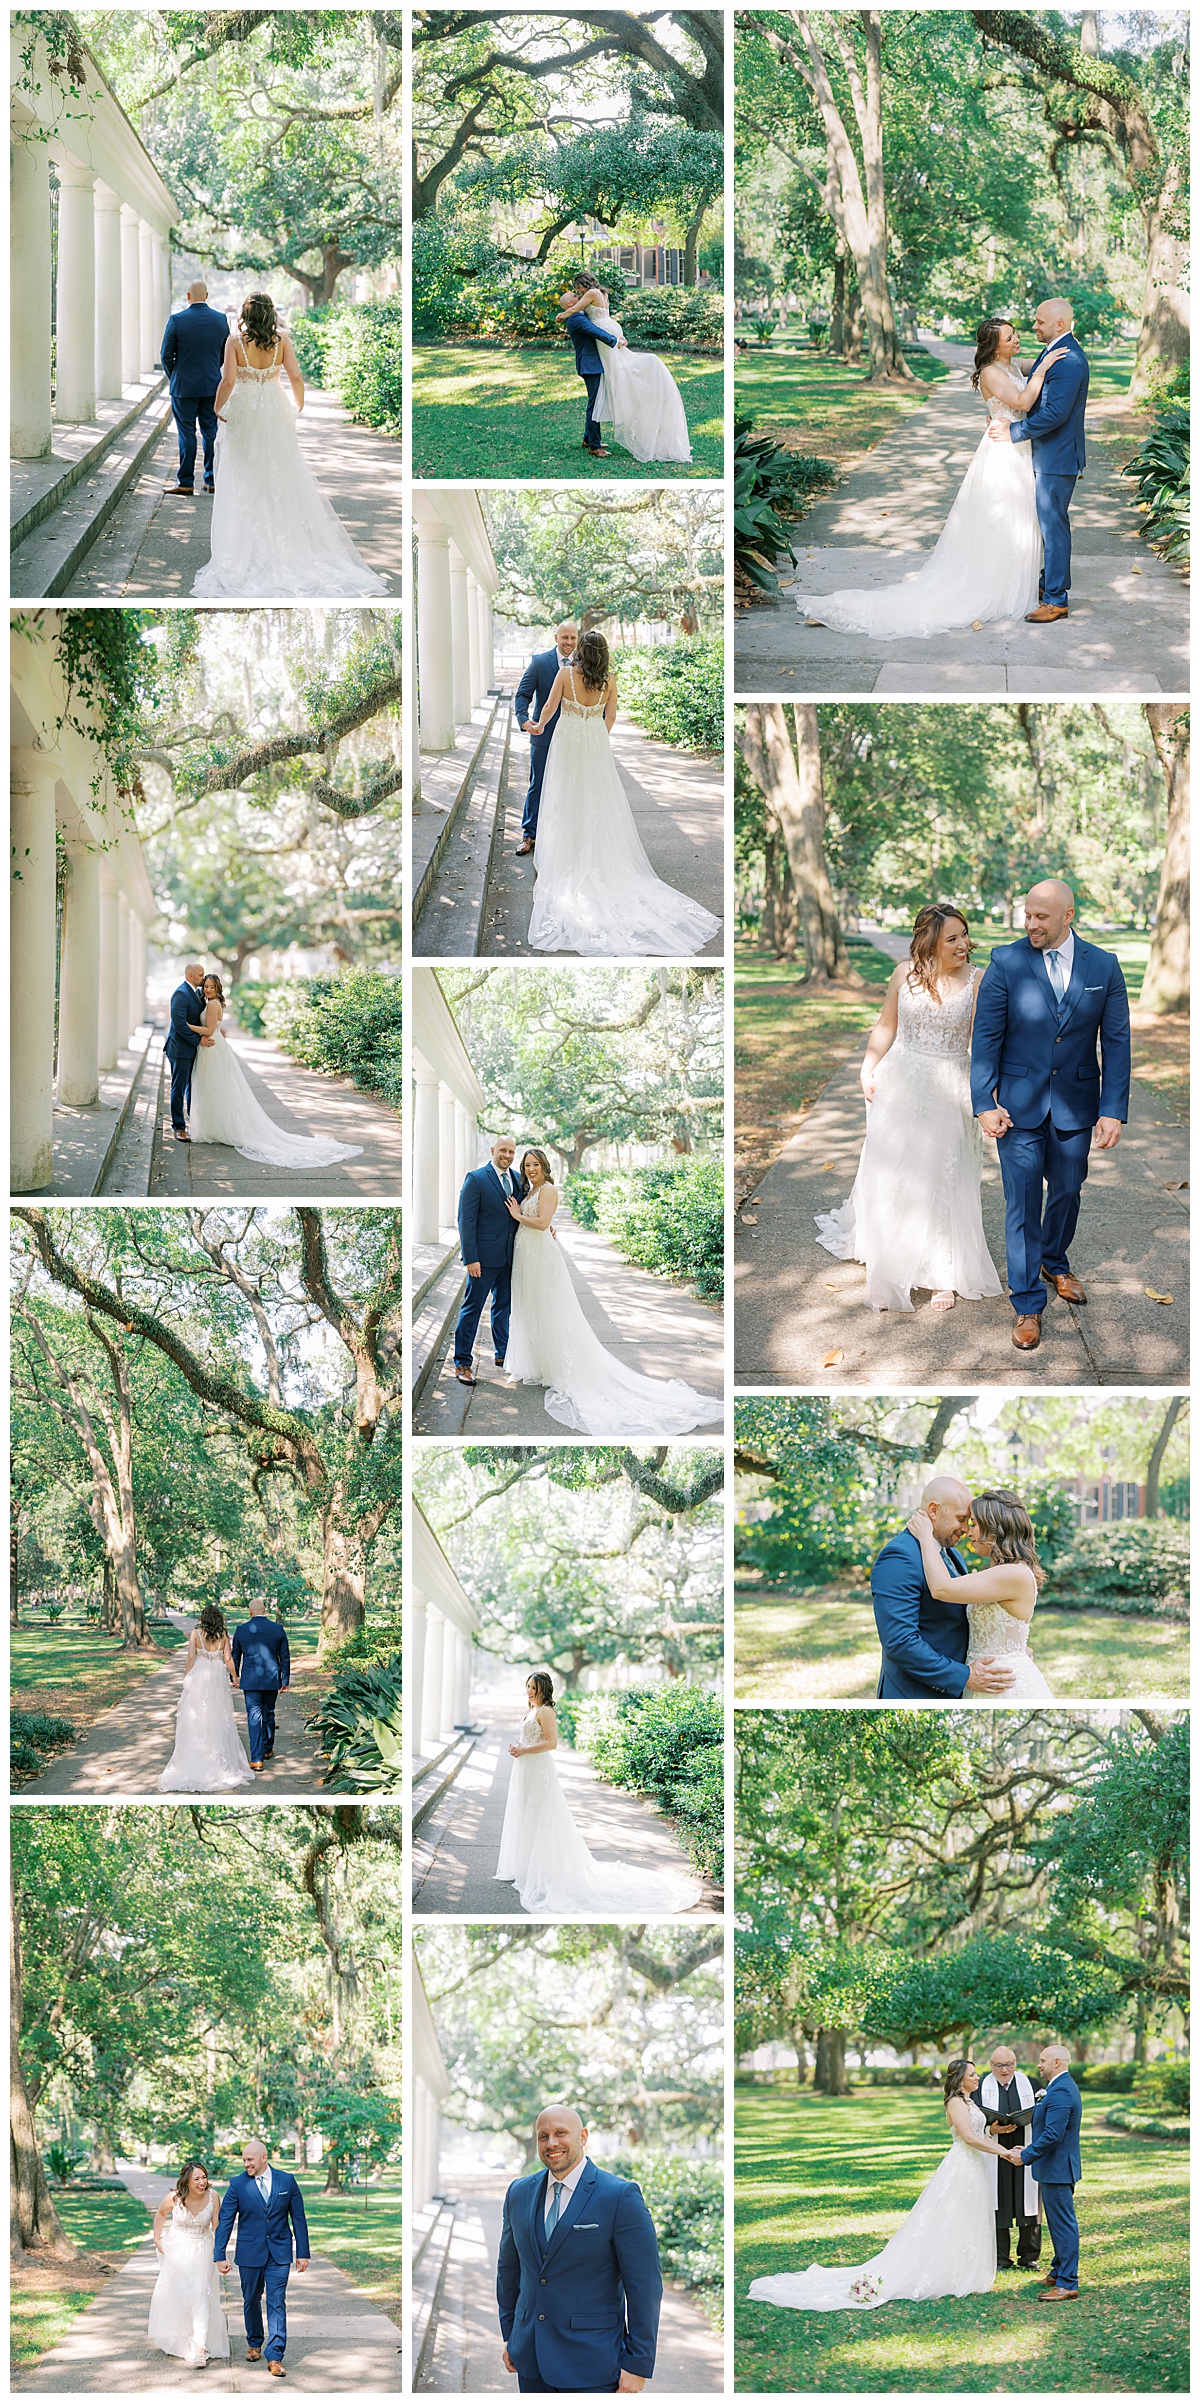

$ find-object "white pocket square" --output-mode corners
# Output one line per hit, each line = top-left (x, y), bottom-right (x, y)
(573, 2222), (600, 2229)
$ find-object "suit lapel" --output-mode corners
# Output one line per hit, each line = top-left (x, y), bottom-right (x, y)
(1055, 939), (1089, 1034)
(541, 2159), (596, 2268)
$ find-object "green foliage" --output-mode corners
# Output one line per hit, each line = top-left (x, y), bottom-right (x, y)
(1123, 399), (1190, 565)
(609, 638), (723, 753)
(567, 1158), (723, 1300)
(11, 609), (159, 801)
(734, 418), (835, 595)
(607, 2152), (723, 2319)
(11, 1707), (78, 1785)
(1104, 2104), (1189, 2140)
(45, 2141), (87, 2183)
(1074, 2060), (1136, 2092)
(487, 487), (723, 635)
(263, 971), (402, 1109)
(568, 1684), (724, 1882)
(306, 1659), (402, 1793)
(611, 286), (723, 352)
(1053, 1521), (1190, 1616)
(1132, 2061), (1189, 2114)
(291, 303), (403, 435)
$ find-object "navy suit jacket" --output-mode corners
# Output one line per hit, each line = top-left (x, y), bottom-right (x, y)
(563, 309), (619, 380)
(514, 648), (565, 754)
(1008, 334), (1088, 475)
(497, 2159), (661, 2393)
(969, 936), (1131, 1133)
(160, 301), (230, 399)
(164, 980), (204, 1065)
(232, 1617), (290, 1692)
(872, 1529), (970, 1700)
(213, 2168), (310, 2269)
(1020, 2074), (1083, 2187)
(458, 1162), (523, 1272)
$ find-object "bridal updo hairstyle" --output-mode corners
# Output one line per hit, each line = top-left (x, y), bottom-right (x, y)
(527, 1672), (555, 1707)
(970, 1488), (1047, 1586)
(521, 1147), (554, 1189)
(239, 292), (279, 350)
(198, 1604), (227, 1641)
(174, 2159), (209, 2205)
(971, 318), (1014, 390)
(943, 2058), (974, 2106)
(575, 629), (610, 692)
(907, 902), (971, 1001)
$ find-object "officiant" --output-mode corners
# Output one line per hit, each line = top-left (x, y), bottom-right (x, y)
(980, 2044), (1041, 2269)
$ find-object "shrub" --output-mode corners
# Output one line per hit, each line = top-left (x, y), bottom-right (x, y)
(567, 1684), (723, 1882)
(567, 1158), (723, 1300)
(1123, 398), (1190, 565)
(1074, 2061), (1136, 2093)
(307, 1657), (402, 1792)
(1050, 1520), (1189, 1618)
(734, 416), (836, 599)
(609, 638), (722, 752)
(607, 285), (722, 353)
(229, 980), (273, 1036)
(1104, 2105), (1189, 2141)
(606, 2152), (722, 2319)
(263, 970), (403, 1110)
(1133, 2061), (1189, 2114)
(11, 1707), (78, 1784)
(288, 303), (403, 435)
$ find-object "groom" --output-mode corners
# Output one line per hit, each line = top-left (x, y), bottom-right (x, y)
(214, 2136), (310, 2373)
(232, 1597), (291, 1774)
(971, 878), (1131, 1351)
(454, 1134), (523, 1387)
(160, 279), (229, 497)
(871, 1477), (1015, 1699)
(513, 622), (576, 856)
(987, 296), (1088, 622)
(497, 2103), (662, 2392)
(561, 276), (622, 455)
(1005, 2044), (1083, 2301)
(163, 962), (214, 1143)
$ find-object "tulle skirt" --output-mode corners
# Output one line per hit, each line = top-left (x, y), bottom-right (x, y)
(189, 1028), (363, 1168)
(816, 1043), (1002, 1311)
(495, 1746), (700, 1914)
(796, 423), (1039, 637)
(596, 344), (691, 464)
(505, 1220), (722, 1438)
(157, 1653), (256, 1793)
(529, 711), (720, 957)
(194, 378), (387, 600)
(748, 2133), (996, 2312)
(148, 2224), (232, 2359)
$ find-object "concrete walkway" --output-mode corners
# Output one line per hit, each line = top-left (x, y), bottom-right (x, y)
(481, 718), (725, 957)
(735, 339), (1189, 696)
(415, 1208), (725, 1433)
(65, 388), (402, 598)
(735, 1058), (1189, 1387)
(18, 1613), (329, 1797)
(16, 2162), (400, 2393)
(142, 1023), (402, 1200)
(417, 2174), (723, 2394)
(413, 1696), (717, 1915)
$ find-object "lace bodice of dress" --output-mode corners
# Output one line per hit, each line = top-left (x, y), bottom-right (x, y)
(894, 970), (979, 1059)
(952, 2099), (989, 2148)
(985, 370), (1027, 427)
(519, 1710), (544, 1742)
(235, 340), (283, 383)
(585, 300), (623, 340)
(520, 1192), (555, 1222)
(169, 2195), (217, 2240)
(558, 670), (607, 719)
(966, 1600), (1031, 1658)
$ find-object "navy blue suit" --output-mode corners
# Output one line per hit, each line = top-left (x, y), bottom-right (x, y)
(160, 300), (229, 487)
(564, 308), (619, 450)
(232, 1615), (290, 1765)
(497, 2159), (662, 2394)
(970, 936), (1131, 1315)
(213, 2166), (310, 2362)
(1007, 333), (1089, 607)
(1020, 2074), (1083, 2291)
(514, 648), (566, 841)
(163, 979), (205, 1131)
(454, 1162), (524, 1368)
(871, 1529), (970, 1699)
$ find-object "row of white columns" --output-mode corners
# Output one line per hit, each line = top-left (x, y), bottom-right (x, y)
(416, 523), (496, 752)
(10, 128), (172, 456)
(409, 1594), (474, 1753)
(11, 747), (148, 1191)
(411, 2080), (442, 2214)
(412, 1060), (480, 1244)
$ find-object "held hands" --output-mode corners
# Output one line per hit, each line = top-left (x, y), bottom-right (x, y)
(978, 1105), (1012, 1139)
(1094, 1115), (1123, 1150)
(217, 2259), (231, 2276)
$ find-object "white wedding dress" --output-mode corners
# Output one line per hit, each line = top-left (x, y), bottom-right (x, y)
(147, 2192), (231, 2360)
(966, 1600), (1053, 1697)
(157, 1644), (256, 1793)
(188, 1013), (363, 1169)
(748, 2099), (997, 2312)
(529, 671), (721, 956)
(816, 970), (1002, 1311)
(495, 1709), (701, 1913)
(587, 302), (691, 464)
(505, 1193), (723, 1437)
(193, 339), (386, 600)
(796, 383), (1040, 636)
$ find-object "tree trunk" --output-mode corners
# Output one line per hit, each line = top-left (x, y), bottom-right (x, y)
(10, 1894), (76, 2257)
(1140, 704), (1190, 1013)
(320, 1515), (367, 1649)
(780, 12), (913, 383)
(1130, 172), (1190, 399)
(100, 1559), (120, 1638)
(683, 194), (705, 288)
(813, 2028), (850, 2094)
(10, 1498), (19, 1627)
(843, 282), (863, 364)
(737, 706), (857, 982)
(829, 246), (846, 353)
(323, 2153), (343, 2194)
(762, 820), (799, 960)
(1145, 1397), (1183, 1516)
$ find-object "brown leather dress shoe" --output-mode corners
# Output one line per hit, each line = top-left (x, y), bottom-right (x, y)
(1042, 1267), (1086, 1302)
(1025, 603), (1068, 622)
(1012, 1313), (1042, 1350)
(454, 1363), (476, 1385)
(1036, 2285), (1079, 2301)
(516, 839), (534, 855)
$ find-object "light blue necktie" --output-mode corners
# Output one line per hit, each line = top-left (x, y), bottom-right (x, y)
(257, 2172), (270, 2203)
(545, 2179), (564, 2236)
(1045, 948), (1066, 1011)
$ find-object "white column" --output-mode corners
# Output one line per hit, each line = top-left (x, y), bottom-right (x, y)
(417, 522), (455, 752)
(438, 1084), (457, 1231)
(409, 1596), (427, 1765)
(120, 206), (141, 385)
(455, 1631), (472, 1722)
(57, 842), (101, 1105)
(97, 875), (119, 1070)
(138, 220), (156, 373)
(53, 160), (98, 421)
(115, 898), (130, 1051)
(11, 748), (61, 1190)
(440, 1616), (459, 1730)
(413, 1059), (440, 1246)
(478, 591), (495, 690)
(466, 572), (483, 707)
(93, 185), (123, 401)
(421, 1605), (445, 1747)
(152, 233), (168, 342)
(128, 916), (146, 1032)
(447, 548), (472, 727)
(11, 122), (53, 458)
(454, 1101), (471, 1198)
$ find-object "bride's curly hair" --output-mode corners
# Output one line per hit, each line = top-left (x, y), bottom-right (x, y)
(198, 1604), (227, 1641)
(174, 2159), (210, 2205)
(943, 2058), (975, 2105)
(575, 629), (610, 692)
(971, 318), (1014, 390)
(527, 1671), (555, 1707)
(520, 1146), (554, 1188)
(202, 972), (226, 1004)
(907, 903), (971, 1002)
(969, 1489), (1046, 1587)
(239, 292), (279, 350)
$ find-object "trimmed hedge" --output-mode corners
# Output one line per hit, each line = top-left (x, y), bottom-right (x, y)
(607, 2152), (722, 2320)
(567, 1159), (723, 1300)
(289, 302), (403, 436)
(610, 638), (722, 753)
(1051, 1520), (1189, 1618)
(12, 1707), (78, 1785)
(1104, 2106), (1189, 2141)
(260, 970), (402, 1110)
(558, 1683), (723, 1882)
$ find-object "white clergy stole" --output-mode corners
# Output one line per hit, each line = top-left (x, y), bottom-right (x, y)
(980, 2070), (1039, 2214)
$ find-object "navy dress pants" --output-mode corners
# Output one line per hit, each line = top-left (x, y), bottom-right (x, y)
(171, 391), (218, 486)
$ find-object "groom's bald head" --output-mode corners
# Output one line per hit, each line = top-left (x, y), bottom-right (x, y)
(921, 1475), (972, 1544)
(187, 279), (210, 302)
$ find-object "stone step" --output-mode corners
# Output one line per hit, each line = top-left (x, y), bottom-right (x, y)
(412, 2200), (456, 2387)
(411, 1249), (466, 1407)
(11, 381), (173, 597)
(413, 692), (512, 954)
(20, 1020), (157, 1199)
(412, 1732), (477, 1835)
(96, 1030), (165, 1197)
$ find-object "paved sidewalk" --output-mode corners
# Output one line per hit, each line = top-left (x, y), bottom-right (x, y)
(415, 1209), (725, 1433)
(67, 388), (402, 598)
(482, 718), (725, 956)
(735, 340), (1189, 695)
(143, 1023), (402, 1200)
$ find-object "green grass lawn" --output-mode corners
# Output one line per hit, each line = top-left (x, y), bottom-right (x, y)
(736, 342), (948, 474)
(734, 1580), (1190, 1703)
(735, 2085), (1189, 2392)
(11, 2188), (152, 2375)
(413, 342), (723, 478)
(303, 2173), (401, 2326)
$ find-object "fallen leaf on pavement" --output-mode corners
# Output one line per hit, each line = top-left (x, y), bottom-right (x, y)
(820, 1161), (836, 1170)
(821, 1348), (844, 1368)
(971, 619), (984, 630)
(1144, 1288), (1174, 1305)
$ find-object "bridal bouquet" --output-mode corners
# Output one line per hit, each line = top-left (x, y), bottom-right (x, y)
(849, 2272), (883, 2306)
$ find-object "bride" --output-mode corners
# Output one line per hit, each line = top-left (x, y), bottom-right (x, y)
(560, 277), (691, 464)
(158, 1603), (256, 1792)
(188, 973), (364, 1170)
(816, 905), (1002, 1313)
(908, 1491), (1053, 1699)
(748, 2058), (1008, 2313)
(194, 292), (387, 601)
(525, 630), (721, 956)
(495, 1673), (701, 1914)
(503, 1148), (723, 1437)
(796, 320), (1068, 638)
(148, 2160), (231, 2368)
